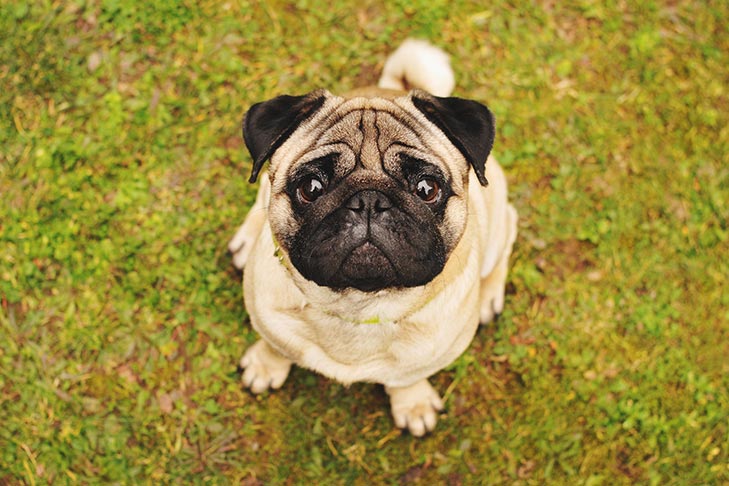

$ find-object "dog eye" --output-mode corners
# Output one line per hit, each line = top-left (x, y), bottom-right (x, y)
(415, 177), (441, 203)
(297, 175), (326, 203)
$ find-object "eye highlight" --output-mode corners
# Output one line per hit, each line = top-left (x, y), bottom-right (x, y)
(297, 175), (326, 203)
(415, 177), (441, 203)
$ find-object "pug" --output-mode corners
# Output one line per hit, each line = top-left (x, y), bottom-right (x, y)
(228, 39), (518, 436)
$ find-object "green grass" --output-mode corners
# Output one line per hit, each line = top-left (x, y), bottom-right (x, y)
(1, 0), (727, 484)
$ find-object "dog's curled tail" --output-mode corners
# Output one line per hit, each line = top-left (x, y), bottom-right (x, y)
(378, 39), (455, 97)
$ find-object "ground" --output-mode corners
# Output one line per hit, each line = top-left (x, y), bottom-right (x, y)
(1, 1), (727, 484)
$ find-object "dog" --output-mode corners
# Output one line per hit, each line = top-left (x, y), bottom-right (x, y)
(228, 39), (518, 436)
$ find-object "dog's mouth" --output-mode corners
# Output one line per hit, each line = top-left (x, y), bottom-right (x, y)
(288, 194), (446, 292)
(299, 236), (438, 292)
(337, 242), (399, 292)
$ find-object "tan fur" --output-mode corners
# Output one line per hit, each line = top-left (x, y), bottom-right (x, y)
(230, 41), (518, 436)
(343, 86), (405, 99)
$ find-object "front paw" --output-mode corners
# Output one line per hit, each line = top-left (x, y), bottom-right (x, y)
(386, 380), (444, 437)
(479, 264), (508, 324)
(240, 340), (292, 394)
(228, 225), (255, 270)
(479, 283), (505, 324)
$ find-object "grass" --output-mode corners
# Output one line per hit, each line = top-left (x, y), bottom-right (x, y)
(1, 0), (727, 484)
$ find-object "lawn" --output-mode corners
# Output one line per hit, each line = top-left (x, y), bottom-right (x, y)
(1, 1), (727, 484)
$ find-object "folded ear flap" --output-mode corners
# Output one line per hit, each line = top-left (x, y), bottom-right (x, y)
(243, 90), (329, 182)
(411, 91), (495, 186)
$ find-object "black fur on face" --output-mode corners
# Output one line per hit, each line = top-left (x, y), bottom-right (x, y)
(285, 163), (450, 292)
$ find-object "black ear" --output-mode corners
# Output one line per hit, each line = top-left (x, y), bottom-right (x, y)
(411, 91), (495, 186)
(243, 90), (328, 182)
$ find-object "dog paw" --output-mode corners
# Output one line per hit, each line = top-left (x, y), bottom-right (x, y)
(479, 286), (505, 324)
(479, 268), (507, 324)
(386, 380), (444, 437)
(230, 245), (249, 270)
(229, 177), (270, 269)
(239, 340), (292, 394)
(228, 226), (255, 270)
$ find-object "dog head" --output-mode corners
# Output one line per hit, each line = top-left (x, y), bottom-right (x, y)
(242, 90), (495, 292)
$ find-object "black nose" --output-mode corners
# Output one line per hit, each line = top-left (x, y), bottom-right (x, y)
(345, 190), (393, 214)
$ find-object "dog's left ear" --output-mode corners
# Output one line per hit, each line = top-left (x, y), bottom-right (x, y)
(243, 90), (329, 183)
(411, 91), (495, 186)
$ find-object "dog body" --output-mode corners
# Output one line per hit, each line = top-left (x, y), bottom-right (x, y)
(229, 40), (517, 436)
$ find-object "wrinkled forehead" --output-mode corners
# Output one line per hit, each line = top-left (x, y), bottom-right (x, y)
(268, 96), (465, 188)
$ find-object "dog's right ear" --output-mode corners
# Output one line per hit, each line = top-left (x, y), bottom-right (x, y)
(243, 90), (329, 183)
